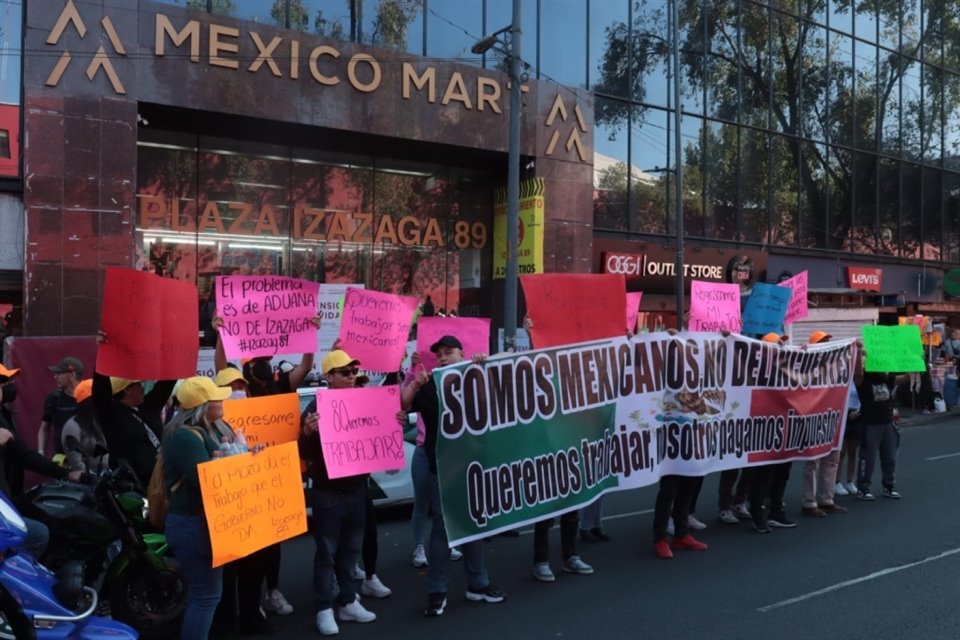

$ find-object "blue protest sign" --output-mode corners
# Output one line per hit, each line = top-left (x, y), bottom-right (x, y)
(741, 282), (791, 335)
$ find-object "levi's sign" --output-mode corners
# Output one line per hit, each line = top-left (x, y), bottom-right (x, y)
(603, 252), (725, 280)
(847, 267), (882, 292)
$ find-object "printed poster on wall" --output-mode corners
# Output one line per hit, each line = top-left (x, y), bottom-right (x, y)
(493, 178), (545, 279)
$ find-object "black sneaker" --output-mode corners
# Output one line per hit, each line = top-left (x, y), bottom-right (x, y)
(752, 512), (772, 533)
(465, 584), (506, 603)
(424, 592), (446, 617)
(768, 511), (798, 528)
(882, 488), (902, 499)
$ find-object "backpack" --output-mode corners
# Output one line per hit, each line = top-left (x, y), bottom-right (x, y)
(146, 427), (205, 530)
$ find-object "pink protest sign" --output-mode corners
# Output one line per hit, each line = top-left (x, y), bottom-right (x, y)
(416, 317), (491, 372)
(626, 292), (643, 332)
(778, 271), (809, 324)
(316, 386), (405, 479)
(216, 275), (319, 360)
(689, 280), (742, 332)
(338, 288), (418, 372)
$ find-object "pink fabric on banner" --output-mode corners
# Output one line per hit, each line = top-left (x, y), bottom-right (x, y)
(416, 317), (491, 372)
(316, 386), (405, 479)
(337, 289), (418, 372)
(626, 292), (643, 332)
(215, 275), (320, 360)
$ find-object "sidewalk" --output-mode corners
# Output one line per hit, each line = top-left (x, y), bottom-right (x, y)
(897, 405), (960, 427)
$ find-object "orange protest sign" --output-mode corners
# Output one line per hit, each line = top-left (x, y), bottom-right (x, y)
(222, 394), (301, 448)
(198, 441), (307, 567)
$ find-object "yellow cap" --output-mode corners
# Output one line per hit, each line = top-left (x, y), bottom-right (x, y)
(110, 377), (140, 395)
(176, 376), (231, 410)
(214, 368), (246, 388)
(73, 379), (93, 403)
(321, 350), (360, 375)
(808, 331), (832, 344)
(0, 364), (21, 380)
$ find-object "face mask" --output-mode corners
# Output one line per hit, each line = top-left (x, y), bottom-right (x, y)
(2, 383), (17, 404)
(251, 360), (273, 382)
(229, 389), (247, 400)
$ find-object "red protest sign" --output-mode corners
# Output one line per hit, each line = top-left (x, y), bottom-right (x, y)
(97, 267), (199, 380)
(520, 274), (626, 348)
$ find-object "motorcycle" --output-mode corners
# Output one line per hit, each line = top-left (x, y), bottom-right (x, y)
(15, 457), (185, 639)
(0, 491), (138, 639)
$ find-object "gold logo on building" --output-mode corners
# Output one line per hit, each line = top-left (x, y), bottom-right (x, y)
(544, 94), (588, 162)
(45, 0), (126, 95)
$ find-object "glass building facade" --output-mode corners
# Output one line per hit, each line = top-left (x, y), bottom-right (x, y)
(158, 0), (960, 264)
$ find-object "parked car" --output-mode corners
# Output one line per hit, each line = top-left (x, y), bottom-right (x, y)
(297, 387), (415, 508)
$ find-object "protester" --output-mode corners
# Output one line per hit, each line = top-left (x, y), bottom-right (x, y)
(835, 381), (862, 497)
(60, 379), (110, 473)
(717, 469), (750, 524)
(37, 356), (83, 457)
(856, 355), (900, 500)
(402, 335), (506, 616)
(800, 331), (847, 517)
(300, 349), (378, 636)
(579, 497), (611, 542)
(214, 366), (248, 400)
(532, 510), (594, 581)
(163, 376), (232, 640)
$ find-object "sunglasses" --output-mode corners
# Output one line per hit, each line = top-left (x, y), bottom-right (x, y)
(331, 368), (360, 377)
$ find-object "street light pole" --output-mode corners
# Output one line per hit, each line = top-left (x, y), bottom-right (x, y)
(503, 0), (522, 351)
(671, 0), (684, 330)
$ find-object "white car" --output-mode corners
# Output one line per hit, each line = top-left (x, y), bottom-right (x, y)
(297, 387), (416, 508)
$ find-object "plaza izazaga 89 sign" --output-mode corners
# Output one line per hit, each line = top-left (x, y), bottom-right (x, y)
(433, 332), (858, 546)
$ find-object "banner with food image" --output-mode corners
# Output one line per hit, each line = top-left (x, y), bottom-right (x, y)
(434, 332), (857, 546)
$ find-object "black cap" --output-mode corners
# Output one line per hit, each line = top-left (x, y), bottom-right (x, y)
(48, 357), (84, 375)
(430, 335), (463, 353)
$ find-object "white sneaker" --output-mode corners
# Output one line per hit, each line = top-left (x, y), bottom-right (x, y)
(686, 515), (707, 530)
(264, 588), (294, 615)
(733, 502), (751, 519)
(449, 547), (463, 561)
(338, 598), (376, 623)
(532, 562), (556, 582)
(316, 609), (339, 635)
(718, 509), (739, 524)
(360, 574), (392, 598)
(844, 482), (858, 495)
(666, 517), (674, 536)
(412, 544), (428, 568)
(352, 563), (366, 581)
(834, 482), (849, 497)
(562, 555), (594, 575)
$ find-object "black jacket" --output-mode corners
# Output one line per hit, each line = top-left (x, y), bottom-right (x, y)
(0, 409), (68, 498)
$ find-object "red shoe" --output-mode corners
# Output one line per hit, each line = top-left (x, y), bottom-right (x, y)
(653, 540), (674, 559)
(672, 534), (708, 551)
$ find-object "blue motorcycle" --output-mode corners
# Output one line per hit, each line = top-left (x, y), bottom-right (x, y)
(0, 492), (137, 639)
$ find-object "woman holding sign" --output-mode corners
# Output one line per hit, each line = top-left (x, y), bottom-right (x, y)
(162, 377), (231, 640)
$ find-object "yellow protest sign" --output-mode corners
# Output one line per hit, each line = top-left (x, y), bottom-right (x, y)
(493, 178), (544, 279)
(222, 393), (301, 448)
(198, 441), (307, 567)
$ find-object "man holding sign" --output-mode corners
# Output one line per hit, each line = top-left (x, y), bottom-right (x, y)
(299, 350), (378, 636)
(401, 335), (506, 618)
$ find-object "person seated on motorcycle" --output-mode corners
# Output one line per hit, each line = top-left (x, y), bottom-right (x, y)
(0, 364), (81, 558)
(162, 376), (231, 640)
(60, 379), (110, 473)
(92, 331), (177, 488)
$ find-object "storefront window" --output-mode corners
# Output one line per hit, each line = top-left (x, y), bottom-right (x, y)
(0, 0), (22, 178)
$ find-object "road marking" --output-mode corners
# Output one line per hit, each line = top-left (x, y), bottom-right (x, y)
(926, 451), (960, 461)
(758, 547), (960, 612)
(516, 508), (655, 536)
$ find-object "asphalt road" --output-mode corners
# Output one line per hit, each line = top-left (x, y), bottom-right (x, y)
(258, 419), (960, 640)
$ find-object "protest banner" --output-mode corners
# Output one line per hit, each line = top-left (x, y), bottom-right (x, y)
(216, 275), (319, 360)
(520, 274), (626, 348)
(222, 393), (302, 448)
(434, 333), (856, 546)
(198, 441), (306, 567)
(689, 281), (742, 333)
(337, 288), (418, 371)
(861, 324), (925, 372)
(416, 317), (492, 372)
(318, 283), (364, 354)
(779, 271), (809, 324)
(97, 267), (199, 380)
(315, 386), (405, 479)
(626, 292), (643, 333)
(493, 178), (545, 279)
(741, 282), (791, 335)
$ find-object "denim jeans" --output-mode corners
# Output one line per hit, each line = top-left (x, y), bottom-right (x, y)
(423, 470), (488, 594)
(858, 421), (899, 492)
(309, 485), (366, 612)
(410, 446), (431, 547)
(165, 513), (223, 640)
(579, 496), (604, 531)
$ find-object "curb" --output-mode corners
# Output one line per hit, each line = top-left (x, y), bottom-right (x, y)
(900, 408), (960, 428)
